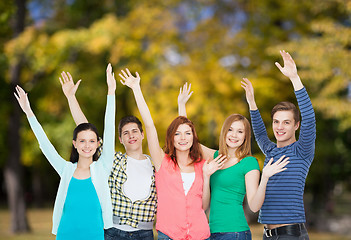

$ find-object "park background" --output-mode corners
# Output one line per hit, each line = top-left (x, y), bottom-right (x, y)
(1, 0), (351, 239)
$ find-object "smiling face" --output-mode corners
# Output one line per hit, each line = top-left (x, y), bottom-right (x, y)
(272, 110), (300, 148)
(225, 120), (246, 151)
(173, 123), (194, 152)
(72, 130), (99, 159)
(119, 122), (144, 152)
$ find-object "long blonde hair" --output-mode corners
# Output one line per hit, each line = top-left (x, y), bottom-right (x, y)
(218, 114), (251, 161)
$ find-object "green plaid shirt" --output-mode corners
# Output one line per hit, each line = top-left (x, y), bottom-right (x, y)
(108, 151), (157, 228)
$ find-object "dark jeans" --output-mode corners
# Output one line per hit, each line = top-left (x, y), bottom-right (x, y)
(263, 226), (309, 240)
(211, 230), (252, 240)
(158, 230), (210, 240)
(104, 227), (154, 240)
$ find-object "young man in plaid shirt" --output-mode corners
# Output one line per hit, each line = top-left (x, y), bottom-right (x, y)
(60, 69), (157, 240)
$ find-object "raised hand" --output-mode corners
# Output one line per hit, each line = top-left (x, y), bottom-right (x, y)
(119, 68), (140, 90)
(59, 71), (81, 99)
(275, 50), (298, 79)
(178, 82), (193, 106)
(14, 85), (34, 117)
(106, 63), (116, 94)
(203, 154), (227, 178)
(241, 78), (257, 110)
(262, 155), (289, 179)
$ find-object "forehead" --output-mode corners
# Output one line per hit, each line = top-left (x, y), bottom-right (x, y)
(229, 120), (245, 129)
(121, 122), (140, 132)
(176, 123), (192, 132)
(273, 110), (295, 121)
(76, 130), (97, 139)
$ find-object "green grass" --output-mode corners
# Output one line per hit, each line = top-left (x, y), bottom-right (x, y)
(0, 208), (350, 240)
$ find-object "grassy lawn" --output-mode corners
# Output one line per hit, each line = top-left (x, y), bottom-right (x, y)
(0, 208), (350, 240)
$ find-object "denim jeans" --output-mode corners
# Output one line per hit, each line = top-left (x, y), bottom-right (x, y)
(158, 230), (210, 240)
(211, 230), (252, 240)
(262, 227), (309, 240)
(104, 227), (154, 240)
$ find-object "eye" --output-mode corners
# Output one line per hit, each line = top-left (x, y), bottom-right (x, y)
(175, 133), (180, 136)
(228, 128), (232, 132)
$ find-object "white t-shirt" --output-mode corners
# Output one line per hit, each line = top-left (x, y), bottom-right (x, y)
(181, 172), (195, 195)
(113, 155), (154, 232)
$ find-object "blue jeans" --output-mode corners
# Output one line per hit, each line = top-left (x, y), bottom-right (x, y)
(158, 230), (210, 240)
(211, 230), (252, 240)
(104, 227), (154, 240)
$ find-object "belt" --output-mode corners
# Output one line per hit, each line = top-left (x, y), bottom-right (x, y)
(264, 223), (306, 238)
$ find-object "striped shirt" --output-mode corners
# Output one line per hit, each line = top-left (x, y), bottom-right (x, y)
(250, 87), (316, 224)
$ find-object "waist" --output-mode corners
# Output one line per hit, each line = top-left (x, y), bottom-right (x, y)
(264, 223), (306, 237)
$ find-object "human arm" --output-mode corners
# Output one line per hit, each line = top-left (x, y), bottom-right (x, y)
(59, 71), (88, 125)
(119, 69), (164, 171)
(241, 78), (257, 111)
(177, 82), (216, 160)
(99, 64), (116, 171)
(241, 78), (275, 154)
(14, 85), (66, 175)
(178, 82), (193, 117)
(245, 155), (289, 212)
(276, 51), (316, 160)
(202, 154), (227, 211)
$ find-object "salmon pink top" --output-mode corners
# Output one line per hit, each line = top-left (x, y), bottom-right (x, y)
(155, 155), (210, 240)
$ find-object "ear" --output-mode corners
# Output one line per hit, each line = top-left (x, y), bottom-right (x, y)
(141, 131), (144, 140)
(72, 140), (77, 148)
(295, 121), (300, 130)
(119, 136), (123, 144)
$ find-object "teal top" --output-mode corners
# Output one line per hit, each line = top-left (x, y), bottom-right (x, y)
(209, 151), (260, 233)
(56, 177), (104, 240)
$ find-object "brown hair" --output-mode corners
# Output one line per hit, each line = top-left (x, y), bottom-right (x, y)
(219, 114), (252, 161)
(164, 116), (203, 165)
(271, 101), (300, 124)
(118, 115), (143, 137)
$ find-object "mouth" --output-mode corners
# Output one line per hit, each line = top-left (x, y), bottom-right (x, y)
(276, 132), (285, 136)
(178, 142), (188, 146)
(128, 140), (137, 144)
(228, 138), (239, 143)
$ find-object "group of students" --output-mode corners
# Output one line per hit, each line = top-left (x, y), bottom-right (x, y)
(14, 50), (315, 240)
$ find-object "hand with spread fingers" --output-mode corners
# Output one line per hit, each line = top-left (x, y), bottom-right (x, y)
(14, 85), (34, 117)
(59, 71), (81, 99)
(241, 77), (257, 111)
(262, 155), (290, 180)
(202, 154), (227, 178)
(119, 68), (140, 91)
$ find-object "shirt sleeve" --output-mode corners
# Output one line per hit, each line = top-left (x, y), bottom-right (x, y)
(242, 156), (260, 174)
(98, 94), (116, 172)
(27, 116), (67, 176)
(295, 87), (316, 162)
(250, 110), (276, 155)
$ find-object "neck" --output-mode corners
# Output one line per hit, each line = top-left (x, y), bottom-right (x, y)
(77, 156), (93, 168)
(277, 138), (296, 148)
(126, 148), (146, 160)
(176, 150), (192, 165)
(227, 147), (237, 158)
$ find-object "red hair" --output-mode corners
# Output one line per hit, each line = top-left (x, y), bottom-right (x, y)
(164, 116), (203, 165)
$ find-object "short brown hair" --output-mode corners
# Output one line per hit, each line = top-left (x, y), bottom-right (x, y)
(164, 116), (203, 166)
(219, 114), (252, 161)
(271, 101), (300, 124)
(118, 115), (143, 137)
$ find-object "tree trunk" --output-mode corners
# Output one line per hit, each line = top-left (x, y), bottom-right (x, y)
(3, 0), (30, 233)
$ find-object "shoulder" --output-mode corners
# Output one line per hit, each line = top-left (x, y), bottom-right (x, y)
(241, 156), (260, 169)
